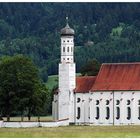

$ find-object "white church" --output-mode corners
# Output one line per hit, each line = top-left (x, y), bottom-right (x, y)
(52, 18), (140, 125)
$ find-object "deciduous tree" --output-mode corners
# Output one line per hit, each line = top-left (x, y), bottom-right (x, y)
(0, 55), (48, 121)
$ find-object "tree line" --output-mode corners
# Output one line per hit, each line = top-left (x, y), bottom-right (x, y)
(0, 3), (139, 79)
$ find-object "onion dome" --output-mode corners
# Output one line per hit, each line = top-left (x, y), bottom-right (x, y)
(60, 17), (75, 36)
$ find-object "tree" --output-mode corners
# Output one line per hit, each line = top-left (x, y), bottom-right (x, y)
(0, 55), (47, 121)
(40, 67), (48, 82)
(80, 59), (101, 76)
(44, 85), (57, 115)
(26, 82), (48, 121)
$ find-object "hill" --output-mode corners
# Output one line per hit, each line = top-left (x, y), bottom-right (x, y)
(0, 3), (140, 81)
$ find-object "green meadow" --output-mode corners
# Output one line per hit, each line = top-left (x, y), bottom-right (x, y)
(0, 125), (140, 138)
(46, 75), (58, 90)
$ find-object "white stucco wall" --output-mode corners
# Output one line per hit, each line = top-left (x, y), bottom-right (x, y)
(61, 36), (74, 63)
(0, 119), (69, 128)
(74, 91), (140, 125)
(57, 63), (75, 122)
(114, 91), (140, 125)
(52, 94), (58, 121)
(75, 93), (90, 123)
(89, 91), (113, 125)
(75, 92), (113, 125)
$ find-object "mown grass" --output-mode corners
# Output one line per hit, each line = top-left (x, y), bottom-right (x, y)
(1, 125), (140, 138)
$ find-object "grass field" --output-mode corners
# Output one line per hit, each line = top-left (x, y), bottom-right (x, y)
(46, 75), (58, 90)
(1, 125), (140, 138)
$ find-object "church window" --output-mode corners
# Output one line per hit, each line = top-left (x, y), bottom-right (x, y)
(88, 107), (90, 119)
(96, 100), (99, 105)
(127, 107), (131, 120)
(106, 100), (109, 105)
(67, 47), (69, 52)
(138, 100), (140, 105)
(127, 100), (131, 105)
(77, 98), (81, 103)
(116, 100), (120, 105)
(116, 107), (120, 120)
(106, 107), (110, 120)
(63, 47), (65, 52)
(138, 107), (140, 120)
(77, 107), (80, 119)
(95, 107), (99, 119)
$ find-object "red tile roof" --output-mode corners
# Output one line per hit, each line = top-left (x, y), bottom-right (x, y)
(91, 63), (140, 91)
(75, 76), (96, 93)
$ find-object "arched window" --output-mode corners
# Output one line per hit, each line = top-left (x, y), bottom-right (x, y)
(67, 40), (69, 42)
(116, 100), (120, 105)
(116, 107), (120, 120)
(127, 100), (131, 105)
(88, 107), (90, 119)
(138, 107), (140, 120)
(77, 107), (80, 119)
(106, 100), (109, 105)
(95, 107), (100, 120)
(127, 107), (131, 120)
(63, 47), (65, 52)
(138, 100), (140, 105)
(67, 47), (69, 52)
(77, 98), (81, 103)
(96, 100), (99, 105)
(106, 107), (110, 120)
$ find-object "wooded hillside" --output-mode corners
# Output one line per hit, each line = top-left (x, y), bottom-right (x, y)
(0, 3), (140, 81)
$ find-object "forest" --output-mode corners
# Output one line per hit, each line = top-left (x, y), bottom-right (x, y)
(0, 3), (140, 82)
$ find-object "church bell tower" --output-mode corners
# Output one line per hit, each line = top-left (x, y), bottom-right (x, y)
(58, 17), (76, 122)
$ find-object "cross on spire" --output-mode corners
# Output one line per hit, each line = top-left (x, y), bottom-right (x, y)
(66, 16), (68, 24)
(66, 16), (69, 27)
